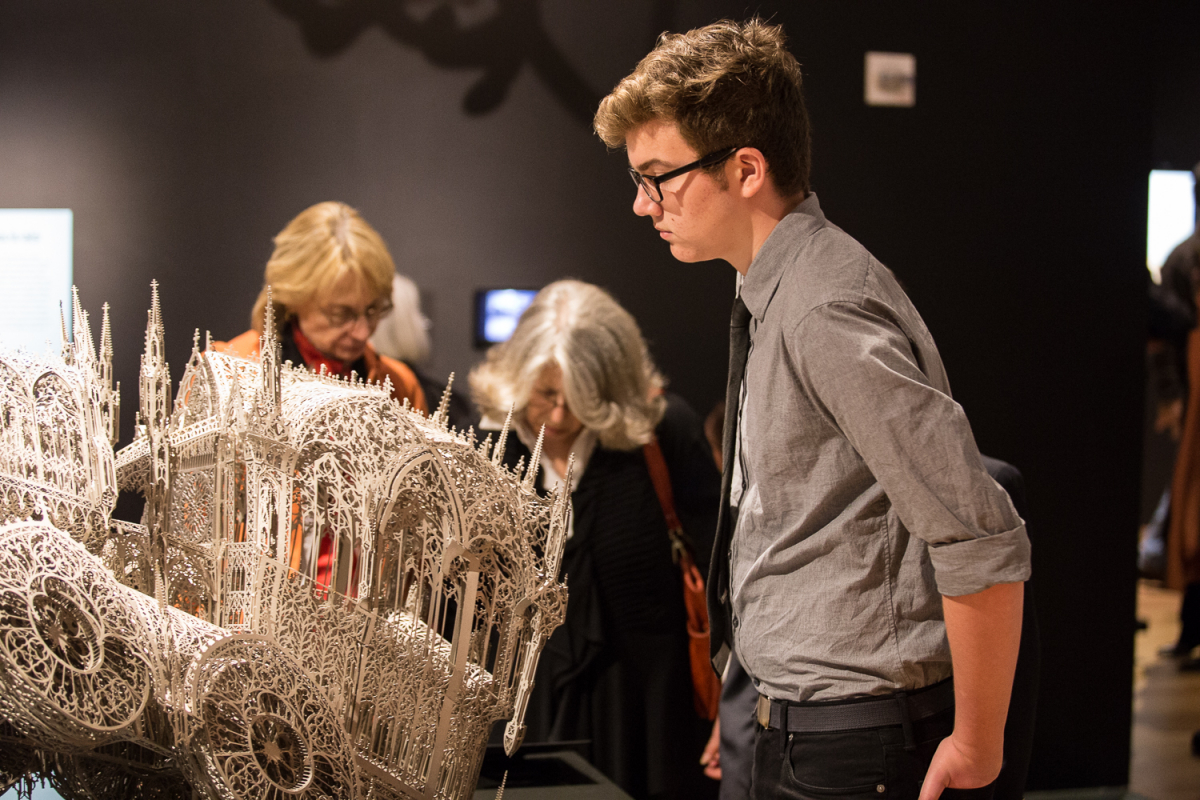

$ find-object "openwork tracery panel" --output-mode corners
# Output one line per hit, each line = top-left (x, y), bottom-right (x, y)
(0, 285), (570, 800)
(33, 373), (87, 499)
(0, 360), (38, 487)
(0, 302), (118, 549)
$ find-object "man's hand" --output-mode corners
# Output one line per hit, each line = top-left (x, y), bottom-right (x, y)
(918, 580), (1023, 800)
(700, 717), (722, 780)
(918, 730), (1002, 800)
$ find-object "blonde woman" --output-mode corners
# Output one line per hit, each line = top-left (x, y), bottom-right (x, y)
(470, 280), (720, 800)
(215, 201), (426, 412)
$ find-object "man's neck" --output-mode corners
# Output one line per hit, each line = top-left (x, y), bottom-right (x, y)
(733, 191), (807, 276)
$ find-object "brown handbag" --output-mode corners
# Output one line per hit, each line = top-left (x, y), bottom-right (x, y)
(643, 438), (722, 721)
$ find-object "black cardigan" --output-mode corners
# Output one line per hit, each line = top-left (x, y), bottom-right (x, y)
(504, 393), (720, 800)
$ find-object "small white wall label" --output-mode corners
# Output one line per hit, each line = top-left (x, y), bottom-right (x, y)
(865, 51), (916, 107)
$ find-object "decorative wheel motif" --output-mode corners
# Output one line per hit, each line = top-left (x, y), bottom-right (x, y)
(188, 636), (354, 800)
(29, 577), (102, 672)
(0, 522), (152, 747)
(248, 695), (312, 791)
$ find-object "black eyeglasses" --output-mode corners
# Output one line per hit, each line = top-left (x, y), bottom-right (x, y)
(628, 146), (742, 204)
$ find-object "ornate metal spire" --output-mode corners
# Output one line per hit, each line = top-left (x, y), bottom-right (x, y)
(433, 373), (455, 429)
(99, 302), (118, 444)
(492, 406), (514, 467)
(144, 280), (165, 364)
(523, 425), (545, 492)
(140, 281), (172, 431)
(546, 454), (574, 577)
(59, 301), (72, 364)
(100, 302), (114, 385)
(70, 287), (96, 371)
(259, 286), (281, 414)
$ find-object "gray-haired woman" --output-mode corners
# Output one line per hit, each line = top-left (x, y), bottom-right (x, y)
(470, 279), (720, 800)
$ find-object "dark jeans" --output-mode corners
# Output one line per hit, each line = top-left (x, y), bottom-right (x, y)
(749, 707), (995, 800)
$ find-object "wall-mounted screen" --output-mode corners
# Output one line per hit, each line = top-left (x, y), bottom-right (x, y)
(1147, 170), (1195, 283)
(0, 209), (73, 354)
(474, 288), (537, 348)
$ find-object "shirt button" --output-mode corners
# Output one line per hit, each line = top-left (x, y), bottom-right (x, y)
(876, 785), (886, 794)
(732, 615), (740, 629)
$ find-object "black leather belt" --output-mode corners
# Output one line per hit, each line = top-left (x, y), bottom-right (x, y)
(756, 679), (954, 733)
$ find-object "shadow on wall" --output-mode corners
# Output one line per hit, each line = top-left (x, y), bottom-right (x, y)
(269, 0), (679, 126)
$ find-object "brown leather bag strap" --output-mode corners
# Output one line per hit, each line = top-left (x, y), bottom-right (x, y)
(643, 438), (680, 529)
(644, 438), (721, 720)
(643, 438), (690, 562)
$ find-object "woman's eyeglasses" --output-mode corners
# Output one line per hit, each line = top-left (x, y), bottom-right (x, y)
(319, 300), (394, 328)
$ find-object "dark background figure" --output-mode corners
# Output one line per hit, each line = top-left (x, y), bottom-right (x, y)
(371, 272), (476, 430)
(1159, 166), (1200, 664)
(1141, 266), (1196, 579)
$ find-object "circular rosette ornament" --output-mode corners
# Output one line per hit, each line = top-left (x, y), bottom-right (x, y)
(185, 635), (356, 800)
(0, 520), (152, 749)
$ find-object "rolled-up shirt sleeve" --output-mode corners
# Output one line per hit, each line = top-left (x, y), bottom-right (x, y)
(792, 300), (1032, 596)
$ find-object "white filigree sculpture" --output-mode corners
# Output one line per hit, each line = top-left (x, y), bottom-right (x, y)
(0, 295), (119, 546)
(0, 285), (569, 800)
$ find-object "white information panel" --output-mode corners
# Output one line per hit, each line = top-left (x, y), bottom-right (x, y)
(0, 209), (73, 354)
(1147, 170), (1195, 282)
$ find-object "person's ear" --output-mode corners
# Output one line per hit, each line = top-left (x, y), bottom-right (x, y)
(732, 147), (769, 198)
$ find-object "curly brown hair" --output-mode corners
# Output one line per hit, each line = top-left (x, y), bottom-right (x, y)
(594, 18), (811, 198)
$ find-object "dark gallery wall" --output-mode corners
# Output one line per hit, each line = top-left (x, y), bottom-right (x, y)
(0, 1), (1151, 791)
(1152, 1), (1200, 170)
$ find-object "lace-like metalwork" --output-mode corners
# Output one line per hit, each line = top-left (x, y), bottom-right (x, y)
(0, 285), (569, 799)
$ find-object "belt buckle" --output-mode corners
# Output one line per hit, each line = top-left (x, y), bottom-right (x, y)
(755, 694), (773, 728)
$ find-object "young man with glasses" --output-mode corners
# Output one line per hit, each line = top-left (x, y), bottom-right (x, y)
(595, 19), (1030, 800)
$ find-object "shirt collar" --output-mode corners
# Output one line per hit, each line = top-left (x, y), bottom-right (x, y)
(739, 192), (827, 322)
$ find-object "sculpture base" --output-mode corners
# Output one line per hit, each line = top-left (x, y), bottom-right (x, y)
(474, 748), (633, 800)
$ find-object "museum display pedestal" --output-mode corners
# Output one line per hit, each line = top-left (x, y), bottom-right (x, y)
(474, 748), (633, 800)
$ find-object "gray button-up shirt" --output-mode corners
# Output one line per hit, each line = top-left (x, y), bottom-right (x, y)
(730, 194), (1031, 703)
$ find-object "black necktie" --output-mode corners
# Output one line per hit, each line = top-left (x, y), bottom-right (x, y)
(707, 295), (751, 672)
